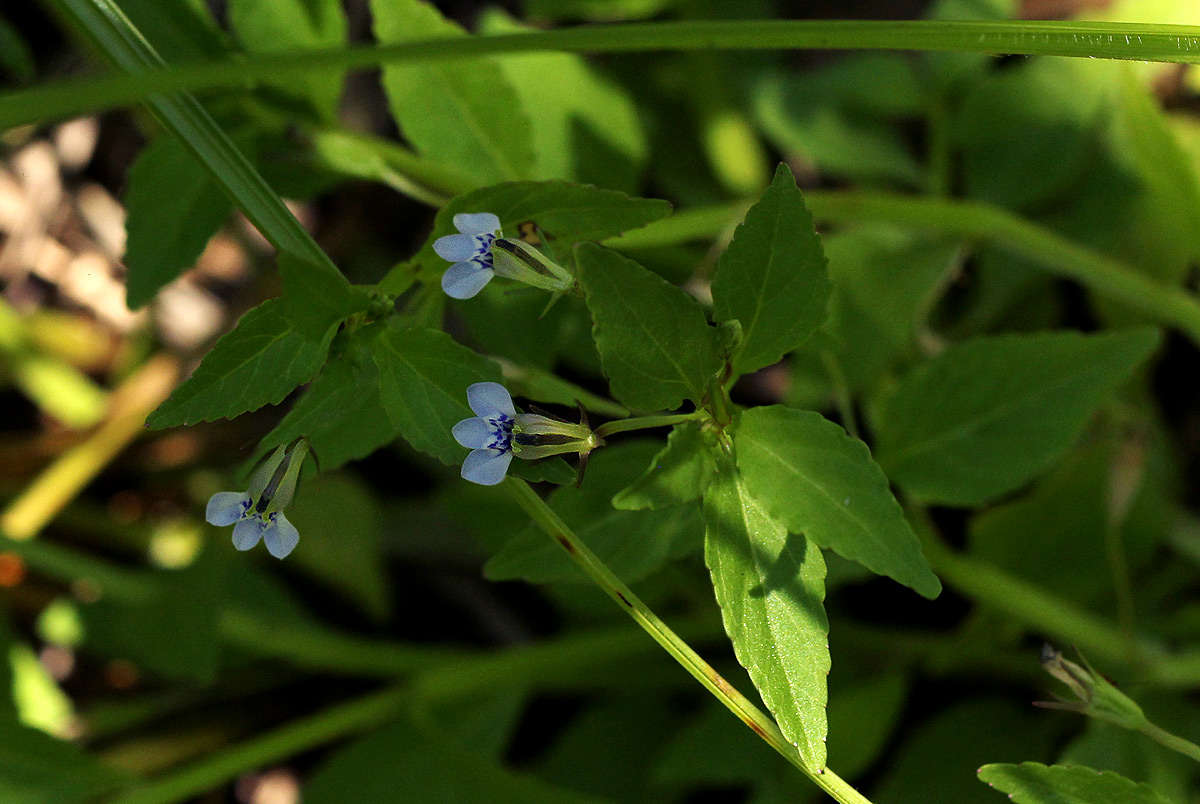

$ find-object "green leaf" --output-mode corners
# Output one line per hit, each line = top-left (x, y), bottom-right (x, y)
(576, 244), (720, 412)
(825, 674), (909, 781)
(305, 719), (603, 804)
(485, 441), (701, 584)
(258, 325), (394, 471)
(702, 459), (829, 771)
(735, 406), (941, 599)
(612, 423), (715, 510)
(752, 59), (926, 187)
(479, 9), (647, 192)
(117, 0), (228, 61)
(419, 181), (671, 276)
(955, 58), (1108, 209)
(508, 458), (577, 485)
(79, 550), (226, 682)
(875, 700), (1057, 803)
(969, 436), (1166, 607)
(369, 0), (534, 184)
(147, 298), (336, 428)
(712, 163), (830, 377)
(0, 718), (129, 803)
(50, 0), (341, 273)
(977, 763), (1174, 804)
(228, 0), (347, 120)
(283, 474), (389, 620)
(822, 227), (961, 392)
(502, 362), (629, 419)
(278, 253), (370, 340)
(0, 17), (35, 83)
(373, 322), (502, 465)
(875, 328), (1161, 506)
(122, 135), (232, 308)
(536, 696), (680, 801)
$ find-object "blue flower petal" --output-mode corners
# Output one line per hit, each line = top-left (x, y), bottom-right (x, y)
(206, 491), (250, 526)
(262, 513), (300, 559)
(232, 517), (264, 551)
(434, 233), (478, 262)
(453, 212), (501, 236)
(442, 261), (494, 299)
(452, 416), (491, 449)
(461, 447), (513, 486)
(467, 381), (515, 419)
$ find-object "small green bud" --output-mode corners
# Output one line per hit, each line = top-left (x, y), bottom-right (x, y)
(1037, 645), (1147, 731)
(490, 238), (575, 294)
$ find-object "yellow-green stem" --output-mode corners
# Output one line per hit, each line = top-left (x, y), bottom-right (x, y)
(504, 477), (872, 804)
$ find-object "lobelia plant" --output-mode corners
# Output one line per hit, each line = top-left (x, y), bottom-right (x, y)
(8, 1), (1200, 803)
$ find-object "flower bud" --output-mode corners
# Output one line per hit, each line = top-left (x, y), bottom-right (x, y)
(490, 238), (575, 294)
(1037, 644), (1147, 731)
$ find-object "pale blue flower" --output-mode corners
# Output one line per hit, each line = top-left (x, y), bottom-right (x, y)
(205, 438), (309, 559)
(452, 381), (516, 485)
(206, 493), (300, 559)
(435, 212), (501, 300)
(452, 382), (600, 486)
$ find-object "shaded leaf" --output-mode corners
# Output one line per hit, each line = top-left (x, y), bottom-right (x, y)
(480, 9), (647, 192)
(576, 244), (720, 412)
(735, 406), (940, 599)
(612, 423), (715, 510)
(875, 329), (1161, 506)
(79, 549), (226, 682)
(228, 0), (347, 119)
(283, 474), (389, 620)
(278, 252), (370, 340)
(373, 322), (502, 465)
(875, 700), (1057, 803)
(421, 181), (671, 276)
(486, 442), (700, 584)
(370, 0), (534, 184)
(258, 325), (394, 471)
(123, 135), (232, 308)
(0, 718), (129, 803)
(306, 718), (602, 803)
(148, 299), (335, 428)
(702, 459), (829, 770)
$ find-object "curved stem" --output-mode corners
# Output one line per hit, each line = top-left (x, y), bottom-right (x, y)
(504, 477), (872, 804)
(112, 685), (413, 804)
(1139, 720), (1200, 765)
(595, 411), (705, 439)
(11, 20), (1200, 127)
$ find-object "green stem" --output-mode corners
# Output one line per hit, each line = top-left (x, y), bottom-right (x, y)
(920, 532), (1163, 667)
(12, 20), (1200, 128)
(217, 609), (471, 677)
(504, 477), (872, 804)
(308, 127), (476, 202)
(819, 351), (859, 439)
(595, 412), (705, 439)
(612, 191), (1200, 349)
(112, 685), (413, 804)
(1138, 720), (1200, 765)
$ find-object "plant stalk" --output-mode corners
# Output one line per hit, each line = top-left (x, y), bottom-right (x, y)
(504, 477), (872, 804)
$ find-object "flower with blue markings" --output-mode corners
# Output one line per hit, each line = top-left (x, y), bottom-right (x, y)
(205, 437), (309, 559)
(453, 382), (599, 485)
(435, 213), (574, 300)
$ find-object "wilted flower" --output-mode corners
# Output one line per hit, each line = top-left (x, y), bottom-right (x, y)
(435, 212), (574, 300)
(452, 382), (598, 485)
(205, 437), (309, 559)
